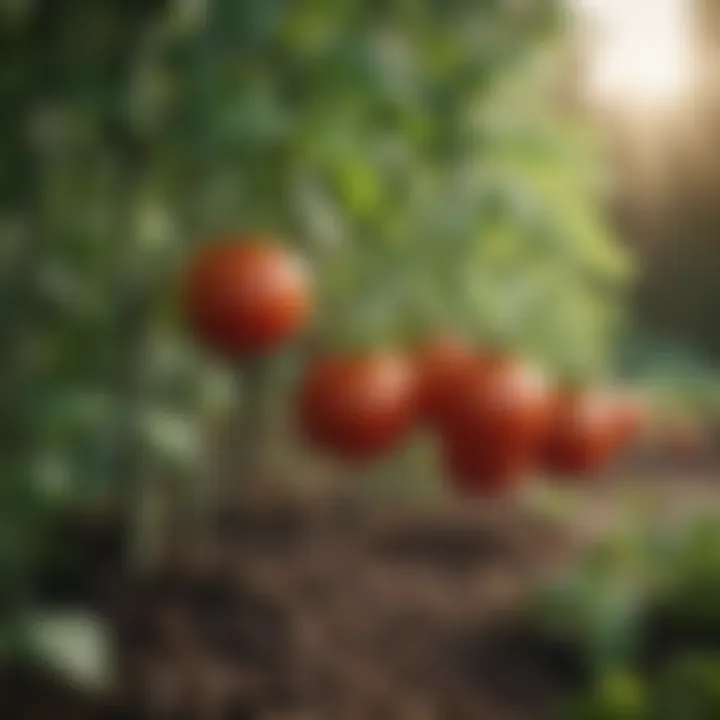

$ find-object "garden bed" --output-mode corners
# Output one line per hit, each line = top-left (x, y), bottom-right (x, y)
(113, 489), (585, 719)
(17, 472), (720, 718)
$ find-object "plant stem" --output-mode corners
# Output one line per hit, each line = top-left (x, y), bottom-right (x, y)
(111, 126), (159, 575)
(228, 356), (270, 494)
(114, 303), (154, 574)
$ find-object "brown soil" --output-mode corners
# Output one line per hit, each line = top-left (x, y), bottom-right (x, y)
(114, 490), (586, 720)
(21, 470), (720, 719)
(0, 664), (118, 720)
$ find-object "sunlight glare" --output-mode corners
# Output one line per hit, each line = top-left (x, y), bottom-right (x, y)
(577, 0), (693, 107)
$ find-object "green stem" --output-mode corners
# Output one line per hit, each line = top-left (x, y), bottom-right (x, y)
(228, 356), (270, 493)
(111, 131), (158, 575)
(115, 311), (155, 574)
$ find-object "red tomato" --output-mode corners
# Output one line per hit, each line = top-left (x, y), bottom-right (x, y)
(540, 389), (617, 477)
(183, 240), (312, 357)
(440, 356), (550, 494)
(297, 352), (417, 459)
(413, 334), (476, 430)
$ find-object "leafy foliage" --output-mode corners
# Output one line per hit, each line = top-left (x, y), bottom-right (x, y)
(0, 0), (627, 609)
(562, 655), (720, 720)
(538, 514), (720, 717)
(546, 511), (720, 718)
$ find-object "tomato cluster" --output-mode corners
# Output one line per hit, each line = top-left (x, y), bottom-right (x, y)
(183, 238), (648, 496)
(294, 336), (647, 494)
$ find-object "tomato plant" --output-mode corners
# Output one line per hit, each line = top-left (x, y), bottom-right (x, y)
(183, 240), (312, 358)
(181, 238), (313, 501)
(297, 351), (417, 459)
(440, 355), (550, 494)
(0, 0), (632, 608)
(540, 388), (617, 477)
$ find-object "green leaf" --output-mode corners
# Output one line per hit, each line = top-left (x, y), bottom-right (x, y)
(139, 409), (201, 468)
(25, 610), (114, 694)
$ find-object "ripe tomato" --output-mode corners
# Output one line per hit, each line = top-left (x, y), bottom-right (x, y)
(440, 356), (550, 494)
(183, 240), (312, 357)
(297, 352), (417, 459)
(413, 333), (476, 430)
(540, 389), (617, 477)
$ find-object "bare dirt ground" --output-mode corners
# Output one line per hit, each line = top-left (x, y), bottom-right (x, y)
(115, 457), (720, 720)
(9, 455), (720, 720)
(115, 492), (581, 720)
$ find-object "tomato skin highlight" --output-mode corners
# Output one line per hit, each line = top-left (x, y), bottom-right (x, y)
(540, 389), (617, 477)
(440, 356), (551, 495)
(183, 240), (312, 357)
(297, 352), (418, 459)
(413, 334), (476, 430)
